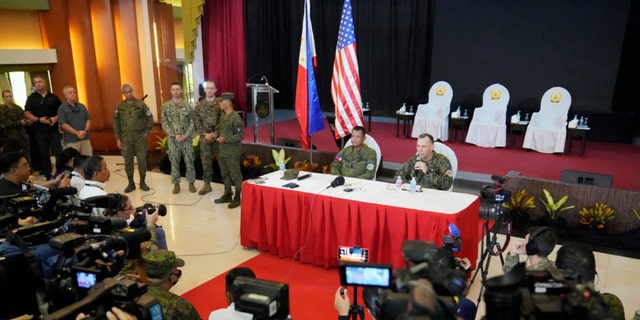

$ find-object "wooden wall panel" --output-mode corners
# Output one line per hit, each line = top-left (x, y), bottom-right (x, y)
(0, 9), (43, 49)
(113, 0), (144, 100)
(38, 1), (75, 95)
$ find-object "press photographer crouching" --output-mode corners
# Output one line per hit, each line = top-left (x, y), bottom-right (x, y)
(502, 226), (557, 274)
(104, 194), (168, 250)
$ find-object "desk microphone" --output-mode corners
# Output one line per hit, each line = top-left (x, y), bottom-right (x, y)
(327, 176), (345, 188)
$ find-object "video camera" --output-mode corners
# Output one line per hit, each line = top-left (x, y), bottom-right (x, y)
(44, 275), (162, 320)
(480, 175), (511, 205)
(483, 263), (610, 320)
(232, 276), (290, 320)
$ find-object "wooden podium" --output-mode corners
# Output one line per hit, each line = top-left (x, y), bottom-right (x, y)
(246, 83), (279, 144)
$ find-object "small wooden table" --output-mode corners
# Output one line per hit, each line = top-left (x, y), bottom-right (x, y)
(566, 127), (590, 155)
(449, 116), (469, 142)
(362, 108), (372, 131)
(396, 113), (414, 138)
(508, 121), (529, 147)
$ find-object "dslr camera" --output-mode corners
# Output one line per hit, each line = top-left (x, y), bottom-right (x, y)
(480, 175), (511, 205)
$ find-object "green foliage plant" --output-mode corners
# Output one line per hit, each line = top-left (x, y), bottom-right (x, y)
(503, 189), (536, 215)
(265, 148), (291, 170)
(540, 189), (575, 220)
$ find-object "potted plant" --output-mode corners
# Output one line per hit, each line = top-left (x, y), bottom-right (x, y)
(503, 189), (535, 229)
(579, 203), (614, 229)
(265, 148), (291, 171)
(242, 153), (262, 179)
(293, 159), (320, 172)
(539, 189), (574, 230)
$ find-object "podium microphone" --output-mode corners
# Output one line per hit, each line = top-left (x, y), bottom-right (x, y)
(260, 75), (269, 85)
(327, 176), (345, 189)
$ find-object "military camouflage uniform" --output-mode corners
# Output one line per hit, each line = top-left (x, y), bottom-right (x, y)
(217, 111), (244, 197)
(113, 99), (153, 182)
(193, 98), (220, 183)
(161, 100), (195, 184)
(330, 145), (377, 180)
(146, 285), (201, 320)
(601, 292), (625, 320)
(502, 254), (554, 274)
(0, 104), (31, 163)
(395, 152), (453, 190)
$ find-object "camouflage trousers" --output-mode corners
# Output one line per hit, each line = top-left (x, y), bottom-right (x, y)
(199, 139), (218, 182)
(218, 144), (242, 194)
(167, 138), (195, 184)
(121, 133), (148, 178)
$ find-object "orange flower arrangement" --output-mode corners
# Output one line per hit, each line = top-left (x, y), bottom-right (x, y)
(243, 154), (262, 170)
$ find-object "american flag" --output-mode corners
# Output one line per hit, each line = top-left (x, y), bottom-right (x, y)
(331, 0), (363, 139)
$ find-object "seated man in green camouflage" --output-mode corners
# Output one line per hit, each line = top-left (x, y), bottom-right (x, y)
(330, 126), (377, 180)
(395, 133), (453, 190)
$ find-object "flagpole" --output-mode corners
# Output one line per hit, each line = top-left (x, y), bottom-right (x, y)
(309, 135), (314, 164)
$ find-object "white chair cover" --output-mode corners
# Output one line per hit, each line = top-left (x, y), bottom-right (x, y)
(522, 87), (572, 153)
(465, 83), (510, 148)
(433, 141), (457, 191)
(344, 134), (382, 180)
(411, 81), (453, 141)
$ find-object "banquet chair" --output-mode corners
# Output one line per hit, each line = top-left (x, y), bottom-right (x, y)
(326, 115), (350, 150)
(344, 134), (382, 180)
(411, 81), (453, 141)
(522, 87), (572, 153)
(433, 141), (457, 191)
(465, 83), (510, 148)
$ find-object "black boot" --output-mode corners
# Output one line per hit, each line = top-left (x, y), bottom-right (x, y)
(228, 192), (241, 209)
(139, 175), (150, 191)
(214, 193), (232, 204)
(124, 176), (136, 193)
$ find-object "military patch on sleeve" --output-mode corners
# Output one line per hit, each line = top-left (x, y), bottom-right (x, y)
(146, 110), (152, 116)
(236, 126), (242, 132)
(366, 163), (374, 171)
(445, 170), (454, 177)
(335, 154), (343, 162)
(114, 108), (118, 113)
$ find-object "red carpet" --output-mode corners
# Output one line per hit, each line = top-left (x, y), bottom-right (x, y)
(243, 119), (640, 191)
(182, 253), (339, 320)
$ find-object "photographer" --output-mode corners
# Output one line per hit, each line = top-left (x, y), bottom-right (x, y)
(104, 194), (166, 250)
(76, 306), (138, 320)
(503, 226), (557, 274)
(141, 249), (200, 319)
(555, 244), (625, 320)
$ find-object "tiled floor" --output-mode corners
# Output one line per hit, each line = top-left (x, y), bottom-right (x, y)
(99, 156), (639, 319)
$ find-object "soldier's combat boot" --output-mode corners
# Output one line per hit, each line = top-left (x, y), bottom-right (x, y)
(228, 193), (241, 209)
(214, 193), (232, 204)
(199, 180), (212, 195)
(124, 177), (136, 193)
(189, 182), (197, 193)
(139, 176), (150, 191)
(172, 183), (180, 194)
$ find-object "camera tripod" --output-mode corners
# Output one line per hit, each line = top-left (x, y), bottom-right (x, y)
(465, 202), (512, 306)
(347, 285), (365, 320)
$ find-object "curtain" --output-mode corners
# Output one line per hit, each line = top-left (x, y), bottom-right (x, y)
(202, 0), (247, 111)
(242, 0), (433, 115)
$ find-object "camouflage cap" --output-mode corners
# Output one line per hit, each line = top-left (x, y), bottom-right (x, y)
(281, 169), (299, 180)
(143, 249), (185, 278)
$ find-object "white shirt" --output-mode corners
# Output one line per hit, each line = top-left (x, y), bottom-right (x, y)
(208, 303), (253, 320)
(70, 171), (85, 193)
(79, 180), (107, 215)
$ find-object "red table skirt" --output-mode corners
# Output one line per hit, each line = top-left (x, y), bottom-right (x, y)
(240, 181), (480, 270)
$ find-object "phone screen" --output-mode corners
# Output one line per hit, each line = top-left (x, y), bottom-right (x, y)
(339, 262), (392, 288)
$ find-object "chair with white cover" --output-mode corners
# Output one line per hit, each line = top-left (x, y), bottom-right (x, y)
(433, 142), (457, 191)
(411, 81), (453, 141)
(465, 83), (510, 148)
(344, 134), (382, 180)
(522, 87), (572, 153)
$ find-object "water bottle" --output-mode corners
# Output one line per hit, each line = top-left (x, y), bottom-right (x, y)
(516, 110), (521, 121)
(456, 106), (461, 117)
(409, 105), (414, 113)
(463, 109), (468, 118)
(395, 176), (403, 191)
(365, 102), (370, 110)
(579, 116), (584, 126)
(279, 161), (285, 171)
(409, 177), (417, 194)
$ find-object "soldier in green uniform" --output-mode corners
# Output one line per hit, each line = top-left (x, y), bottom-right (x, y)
(0, 90), (31, 163)
(114, 83), (154, 193)
(213, 94), (244, 208)
(193, 81), (220, 195)
(395, 133), (453, 190)
(142, 250), (201, 320)
(161, 82), (196, 194)
(330, 126), (377, 180)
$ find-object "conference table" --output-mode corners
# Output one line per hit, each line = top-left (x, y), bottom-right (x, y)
(240, 171), (480, 270)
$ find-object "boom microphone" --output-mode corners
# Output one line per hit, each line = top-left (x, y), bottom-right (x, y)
(327, 176), (345, 189)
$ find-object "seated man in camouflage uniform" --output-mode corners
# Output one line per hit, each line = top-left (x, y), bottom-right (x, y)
(395, 133), (453, 190)
(503, 226), (557, 274)
(142, 250), (201, 320)
(330, 126), (377, 180)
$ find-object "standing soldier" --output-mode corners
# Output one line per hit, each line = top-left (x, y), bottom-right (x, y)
(114, 83), (154, 193)
(0, 90), (32, 162)
(161, 82), (196, 194)
(214, 94), (244, 208)
(193, 81), (220, 195)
